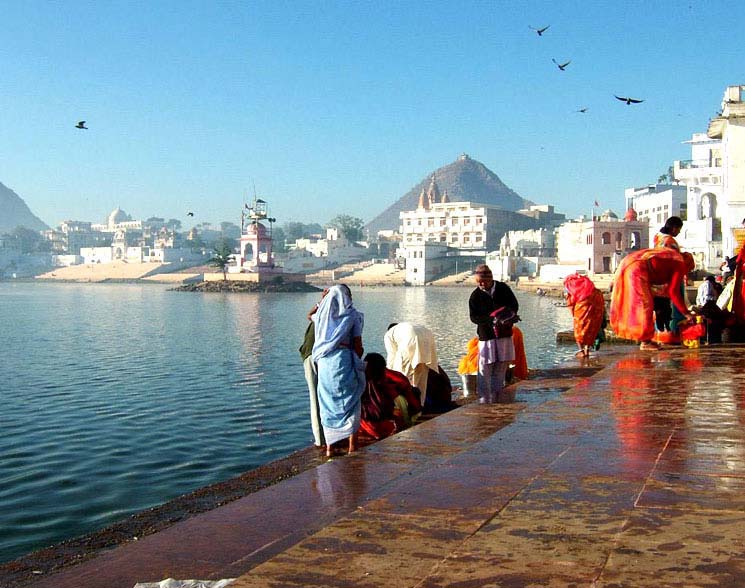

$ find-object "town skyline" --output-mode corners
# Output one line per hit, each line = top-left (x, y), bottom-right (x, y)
(2, 1), (743, 228)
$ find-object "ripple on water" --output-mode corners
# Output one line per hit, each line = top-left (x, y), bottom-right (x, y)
(0, 284), (573, 563)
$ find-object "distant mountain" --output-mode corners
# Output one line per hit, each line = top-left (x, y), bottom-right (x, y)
(366, 154), (532, 235)
(0, 182), (49, 233)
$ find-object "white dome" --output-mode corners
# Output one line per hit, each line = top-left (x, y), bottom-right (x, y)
(108, 208), (130, 226)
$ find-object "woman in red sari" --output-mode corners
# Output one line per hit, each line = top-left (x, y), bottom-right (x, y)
(564, 274), (606, 358)
(610, 248), (695, 350)
(360, 353), (422, 440)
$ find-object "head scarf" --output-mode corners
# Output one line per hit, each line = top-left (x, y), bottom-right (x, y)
(312, 284), (364, 361)
(564, 274), (596, 304)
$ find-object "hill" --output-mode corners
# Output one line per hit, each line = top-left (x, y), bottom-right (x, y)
(0, 182), (48, 233)
(365, 154), (532, 235)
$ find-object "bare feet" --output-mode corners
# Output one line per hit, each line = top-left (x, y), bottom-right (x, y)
(639, 341), (660, 351)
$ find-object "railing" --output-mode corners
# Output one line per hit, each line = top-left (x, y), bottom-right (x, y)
(677, 159), (721, 169)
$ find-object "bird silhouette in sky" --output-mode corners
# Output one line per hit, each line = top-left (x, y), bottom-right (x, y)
(75, 121), (88, 129)
(529, 25), (550, 36)
(187, 212), (194, 217)
(552, 58), (571, 71)
(576, 107), (588, 113)
(614, 95), (644, 105)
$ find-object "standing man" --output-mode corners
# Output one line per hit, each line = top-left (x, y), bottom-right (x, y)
(468, 264), (519, 404)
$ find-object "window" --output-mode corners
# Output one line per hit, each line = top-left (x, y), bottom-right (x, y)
(464, 218), (470, 225)
(601, 232), (611, 245)
(586, 234), (593, 244)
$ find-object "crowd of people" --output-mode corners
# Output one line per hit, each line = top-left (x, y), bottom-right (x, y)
(609, 215), (745, 350)
(297, 216), (745, 456)
(298, 264), (529, 456)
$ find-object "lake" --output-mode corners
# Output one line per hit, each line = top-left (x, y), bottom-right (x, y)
(0, 282), (573, 563)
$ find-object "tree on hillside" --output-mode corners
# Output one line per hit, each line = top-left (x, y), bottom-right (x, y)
(209, 240), (234, 281)
(327, 215), (364, 241)
(7, 226), (42, 253)
(166, 218), (182, 231)
(146, 216), (165, 225)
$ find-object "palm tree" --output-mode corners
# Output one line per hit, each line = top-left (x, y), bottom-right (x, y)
(209, 241), (234, 281)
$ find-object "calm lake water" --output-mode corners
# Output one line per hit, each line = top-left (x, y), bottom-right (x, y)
(0, 282), (573, 563)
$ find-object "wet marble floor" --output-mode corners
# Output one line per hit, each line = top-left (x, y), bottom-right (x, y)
(17, 346), (745, 588)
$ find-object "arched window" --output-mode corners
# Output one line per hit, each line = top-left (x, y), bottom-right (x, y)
(615, 232), (622, 248)
(601, 232), (611, 245)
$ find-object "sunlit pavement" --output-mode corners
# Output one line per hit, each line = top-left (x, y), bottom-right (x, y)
(22, 346), (745, 588)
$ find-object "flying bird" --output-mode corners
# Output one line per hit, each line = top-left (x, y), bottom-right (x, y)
(529, 25), (550, 36)
(576, 107), (588, 113)
(187, 212), (194, 217)
(75, 121), (88, 129)
(614, 95), (644, 105)
(552, 58), (571, 71)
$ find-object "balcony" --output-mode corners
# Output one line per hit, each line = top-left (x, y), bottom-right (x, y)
(676, 159), (721, 170)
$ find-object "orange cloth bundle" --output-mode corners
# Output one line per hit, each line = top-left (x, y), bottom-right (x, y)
(457, 327), (528, 380)
(458, 337), (480, 375)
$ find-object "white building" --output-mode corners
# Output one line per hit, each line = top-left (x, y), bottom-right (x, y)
(485, 228), (557, 281)
(624, 184), (687, 233)
(705, 85), (745, 257)
(398, 176), (541, 254)
(669, 132), (724, 271)
(282, 227), (367, 273)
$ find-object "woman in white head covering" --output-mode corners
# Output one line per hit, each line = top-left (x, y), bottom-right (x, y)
(312, 284), (365, 456)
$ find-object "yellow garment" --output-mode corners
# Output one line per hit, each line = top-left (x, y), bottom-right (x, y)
(458, 327), (528, 379)
(458, 337), (480, 375)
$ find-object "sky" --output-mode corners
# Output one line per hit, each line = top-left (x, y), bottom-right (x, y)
(1, 0), (744, 230)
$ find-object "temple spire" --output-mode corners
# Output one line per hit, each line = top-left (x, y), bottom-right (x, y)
(426, 174), (441, 208)
(417, 187), (427, 210)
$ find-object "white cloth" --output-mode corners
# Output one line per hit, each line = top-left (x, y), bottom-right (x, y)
(717, 279), (735, 311)
(134, 579), (235, 588)
(696, 281), (717, 307)
(384, 322), (438, 382)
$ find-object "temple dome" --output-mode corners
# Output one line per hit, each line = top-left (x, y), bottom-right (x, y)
(246, 222), (269, 237)
(107, 207), (130, 226)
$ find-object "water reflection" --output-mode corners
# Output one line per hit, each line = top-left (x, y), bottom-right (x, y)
(0, 283), (573, 563)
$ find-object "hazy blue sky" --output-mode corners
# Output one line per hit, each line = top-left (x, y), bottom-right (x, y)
(1, 0), (743, 229)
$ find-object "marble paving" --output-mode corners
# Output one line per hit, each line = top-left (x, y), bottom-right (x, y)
(20, 347), (745, 588)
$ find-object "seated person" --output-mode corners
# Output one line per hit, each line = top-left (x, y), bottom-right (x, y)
(422, 364), (455, 414)
(384, 322), (439, 406)
(360, 353), (422, 440)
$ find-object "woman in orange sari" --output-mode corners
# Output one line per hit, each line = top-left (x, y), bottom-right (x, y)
(564, 274), (606, 358)
(610, 248), (695, 350)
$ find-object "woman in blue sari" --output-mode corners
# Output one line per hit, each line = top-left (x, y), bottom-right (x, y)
(312, 284), (365, 457)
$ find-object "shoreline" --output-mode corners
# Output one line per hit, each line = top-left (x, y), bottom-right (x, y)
(0, 364), (583, 586)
